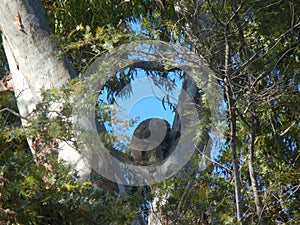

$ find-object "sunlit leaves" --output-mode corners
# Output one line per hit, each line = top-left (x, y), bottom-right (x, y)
(1, 0), (299, 224)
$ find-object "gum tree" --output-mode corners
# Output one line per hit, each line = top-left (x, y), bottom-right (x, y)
(1, 0), (299, 224)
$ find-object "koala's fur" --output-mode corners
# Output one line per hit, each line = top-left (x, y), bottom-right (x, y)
(131, 118), (171, 165)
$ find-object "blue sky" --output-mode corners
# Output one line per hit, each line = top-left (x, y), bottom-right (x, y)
(99, 69), (183, 138)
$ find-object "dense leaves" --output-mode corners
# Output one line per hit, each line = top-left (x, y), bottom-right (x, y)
(0, 0), (299, 224)
(0, 93), (141, 224)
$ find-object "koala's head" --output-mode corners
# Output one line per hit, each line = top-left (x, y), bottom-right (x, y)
(130, 118), (171, 165)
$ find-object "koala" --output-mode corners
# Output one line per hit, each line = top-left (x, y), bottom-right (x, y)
(130, 118), (171, 166)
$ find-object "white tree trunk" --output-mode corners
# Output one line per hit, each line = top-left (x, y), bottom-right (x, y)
(0, 0), (90, 178)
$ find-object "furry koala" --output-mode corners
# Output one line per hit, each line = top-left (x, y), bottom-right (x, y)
(131, 118), (171, 166)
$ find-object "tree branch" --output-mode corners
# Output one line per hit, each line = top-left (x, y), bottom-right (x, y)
(129, 61), (180, 73)
(0, 107), (29, 121)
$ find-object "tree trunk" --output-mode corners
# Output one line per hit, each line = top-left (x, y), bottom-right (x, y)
(248, 101), (266, 224)
(224, 23), (243, 223)
(226, 82), (243, 223)
(0, 0), (90, 178)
